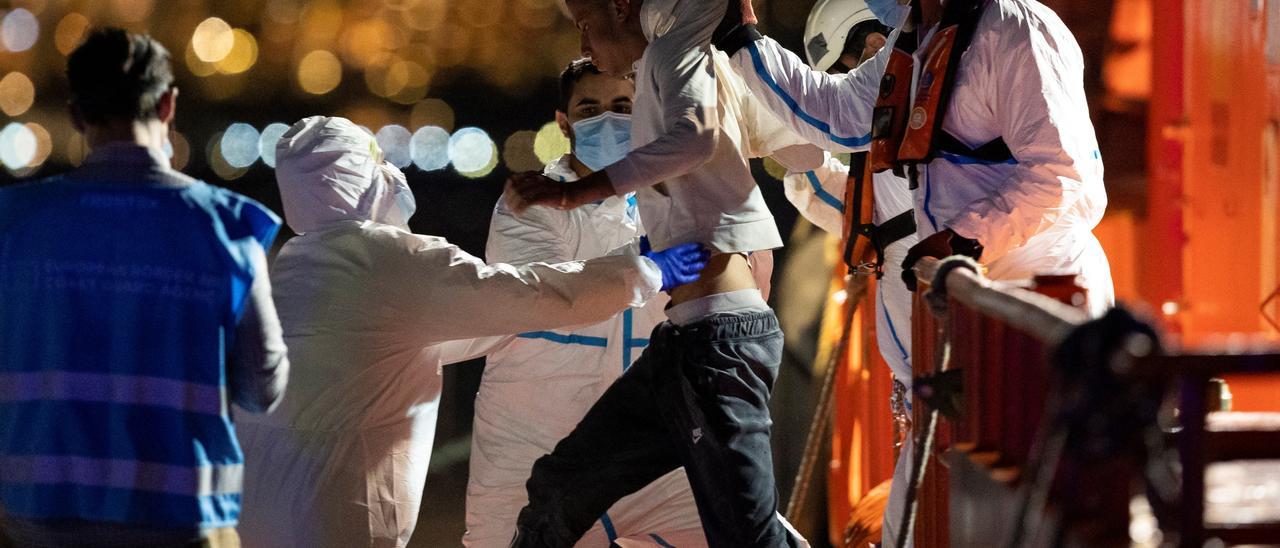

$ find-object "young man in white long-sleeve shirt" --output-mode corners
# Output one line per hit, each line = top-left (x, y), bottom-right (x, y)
(504, 0), (816, 546)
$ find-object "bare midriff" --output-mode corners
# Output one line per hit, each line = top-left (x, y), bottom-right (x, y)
(668, 252), (758, 305)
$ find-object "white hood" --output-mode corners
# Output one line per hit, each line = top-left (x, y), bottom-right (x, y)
(274, 116), (416, 235)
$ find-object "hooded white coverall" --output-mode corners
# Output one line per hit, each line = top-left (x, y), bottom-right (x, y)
(464, 155), (706, 548)
(727, 1), (1114, 545)
(235, 117), (665, 548)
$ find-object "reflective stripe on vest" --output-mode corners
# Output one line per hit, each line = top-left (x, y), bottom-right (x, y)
(0, 456), (243, 498)
(0, 372), (225, 416)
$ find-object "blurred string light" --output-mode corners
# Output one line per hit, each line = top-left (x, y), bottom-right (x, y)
(25, 122), (51, 168)
(459, 141), (499, 179)
(65, 132), (87, 166)
(533, 121), (569, 165)
(1, 9), (39, 53)
(410, 99), (454, 133)
(448, 127), (495, 174)
(259, 123), (290, 168)
(207, 130), (249, 180)
(375, 125), (412, 169)
(108, 0), (155, 23)
(411, 125), (450, 171)
(502, 130), (542, 172)
(0, 122), (37, 171)
(215, 29), (258, 75)
(220, 123), (261, 168)
(191, 17), (234, 63)
(167, 131), (191, 171)
(762, 157), (787, 181)
(54, 13), (89, 56)
(0, 72), (35, 117)
(297, 50), (342, 95)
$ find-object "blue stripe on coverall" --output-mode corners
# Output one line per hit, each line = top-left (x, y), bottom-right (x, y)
(745, 42), (872, 148)
(804, 171), (845, 212)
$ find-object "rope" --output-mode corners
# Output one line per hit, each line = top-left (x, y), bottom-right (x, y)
(785, 274), (869, 524)
(924, 255), (980, 318)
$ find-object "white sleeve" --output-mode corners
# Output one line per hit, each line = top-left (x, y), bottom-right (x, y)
(390, 236), (662, 343)
(605, 6), (721, 195)
(945, 24), (1105, 261)
(782, 153), (849, 235)
(434, 336), (514, 366)
(485, 198), (573, 265)
(727, 34), (890, 153)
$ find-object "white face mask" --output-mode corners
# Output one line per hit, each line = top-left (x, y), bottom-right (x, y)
(368, 137), (416, 228)
(377, 162), (416, 228)
(571, 111), (632, 172)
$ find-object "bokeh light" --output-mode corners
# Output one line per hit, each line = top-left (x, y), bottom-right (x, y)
(0, 72), (36, 117)
(259, 123), (290, 168)
(411, 125), (450, 171)
(503, 130), (542, 172)
(410, 99), (455, 133)
(448, 127), (496, 174)
(109, 0), (156, 23)
(215, 29), (258, 75)
(54, 13), (89, 56)
(297, 50), (343, 95)
(341, 18), (399, 69)
(185, 41), (217, 78)
(24, 122), (51, 168)
(191, 17), (234, 63)
(208, 130), (250, 180)
(458, 141), (500, 179)
(220, 123), (261, 168)
(65, 132), (87, 166)
(762, 157), (787, 182)
(1, 9), (40, 53)
(168, 131), (191, 171)
(533, 121), (570, 165)
(0, 123), (37, 171)
(375, 125), (413, 169)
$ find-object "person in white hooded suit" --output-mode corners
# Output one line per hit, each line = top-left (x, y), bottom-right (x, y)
(234, 116), (708, 548)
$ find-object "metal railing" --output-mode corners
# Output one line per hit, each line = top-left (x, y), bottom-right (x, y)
(903, 256), (1280, 547)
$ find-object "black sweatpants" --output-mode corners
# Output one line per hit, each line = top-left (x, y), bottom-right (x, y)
(511, 309), (802, 547)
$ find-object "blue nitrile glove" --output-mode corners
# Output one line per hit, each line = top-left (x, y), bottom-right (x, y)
(640, 236), (711, 292)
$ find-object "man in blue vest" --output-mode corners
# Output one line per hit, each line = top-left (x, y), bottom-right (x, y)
(0, 28), (289, 547)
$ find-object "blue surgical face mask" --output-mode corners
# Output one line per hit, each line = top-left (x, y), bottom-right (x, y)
(867, 0), (911, 26)
(572, 111), (631, 172)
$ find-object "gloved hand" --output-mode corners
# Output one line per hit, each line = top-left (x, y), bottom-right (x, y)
(640, 236), (711, 293)
(900, 228), (983, 291)
(712, 0), (760, 54)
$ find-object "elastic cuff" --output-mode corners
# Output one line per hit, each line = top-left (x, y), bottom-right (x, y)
(715, 23), (763, 57)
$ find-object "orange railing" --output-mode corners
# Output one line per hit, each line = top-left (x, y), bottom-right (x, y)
(902, 256), (1280, 547)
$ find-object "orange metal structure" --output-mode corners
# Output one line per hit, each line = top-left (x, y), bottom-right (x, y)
(1149, 0), (1280, 409)
(825, 0), (1280, 540)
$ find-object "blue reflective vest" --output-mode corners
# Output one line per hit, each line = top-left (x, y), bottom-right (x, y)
(0, 160), (280, 529)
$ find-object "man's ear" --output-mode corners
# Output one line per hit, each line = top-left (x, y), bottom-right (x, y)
(611, 0), (630, 21)
(157, 87), (178, 125)
(556, 110), (572, 140)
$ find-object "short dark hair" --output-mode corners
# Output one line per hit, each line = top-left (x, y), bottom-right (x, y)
(557, 58), (603, 113)
(67, 28), (174, 125)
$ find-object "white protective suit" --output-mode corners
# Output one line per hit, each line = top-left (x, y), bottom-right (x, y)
(464, 155), (705, 548)
(235, 117), (665, 548)
(784, 153), (918, 385)
(731, 0), (1113, 315)
(729, 1), (1115, 545)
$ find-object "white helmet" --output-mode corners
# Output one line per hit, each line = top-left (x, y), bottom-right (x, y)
(803, 0), (879, 71)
